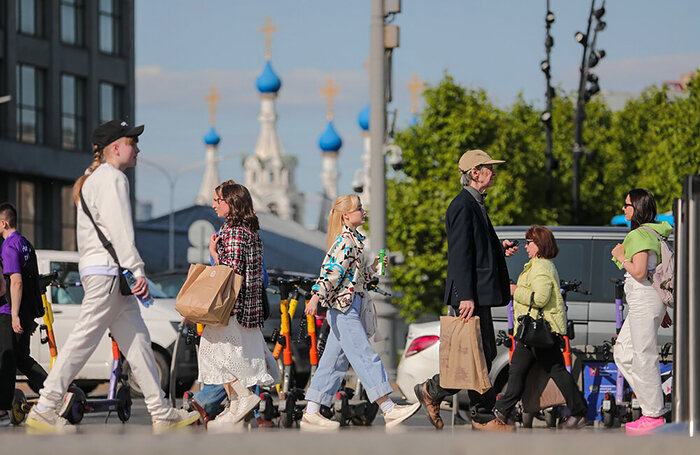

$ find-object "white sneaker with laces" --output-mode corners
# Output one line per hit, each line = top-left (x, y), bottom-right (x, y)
(232, 395), (260, 423)
(207, 408), (245, 433)
(383, 403), (421, 428)
(152, 408), (200, 434)
(300, 412), (340, 432)
(25, 407), (77, 434)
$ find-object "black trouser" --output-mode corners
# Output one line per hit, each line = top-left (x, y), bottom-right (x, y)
(424, 305), (497, 424)
(494, 339), (587, 418)
(0, 314), (48, 410)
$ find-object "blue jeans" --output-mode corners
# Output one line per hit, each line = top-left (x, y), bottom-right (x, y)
(305, 295), (393, 407)
(193, 383), (263, 418)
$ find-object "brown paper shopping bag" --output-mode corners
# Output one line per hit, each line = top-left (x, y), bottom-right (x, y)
(175, 264), (243, 326)
(438, 316), (491, 393)
(521, 363), (566, 413)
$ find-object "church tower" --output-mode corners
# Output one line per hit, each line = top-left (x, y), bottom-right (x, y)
(317, 77), (342, 232)
(243, 17), (304, 223)
(195, 86), (222, 205)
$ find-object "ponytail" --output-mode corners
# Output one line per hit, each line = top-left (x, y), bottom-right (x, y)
(72, 146), (104, 204)
(326, 194), (360, 250)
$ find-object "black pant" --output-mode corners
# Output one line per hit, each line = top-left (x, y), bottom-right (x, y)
(424, 306), (497, 424)
(0, 314), (48, 410)
(494, 340), (587, 418)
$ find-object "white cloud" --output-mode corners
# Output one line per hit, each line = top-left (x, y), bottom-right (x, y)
(558, 53), (700, 92)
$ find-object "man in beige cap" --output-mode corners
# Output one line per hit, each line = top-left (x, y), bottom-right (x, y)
(414, 149), (518, 431)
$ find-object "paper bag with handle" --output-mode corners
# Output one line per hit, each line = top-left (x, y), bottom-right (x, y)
(175, 264), (243, 326)
(438, 316), (492, 393)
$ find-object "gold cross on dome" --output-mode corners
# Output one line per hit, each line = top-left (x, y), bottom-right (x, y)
(320, 77), (340, 121)
(259, 17), (278, 60)
(408, 73), (424, 114)
(204, 86), (221, 126)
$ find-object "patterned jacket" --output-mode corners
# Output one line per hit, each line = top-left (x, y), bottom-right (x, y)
(311, 225), (375, 313)
(217, 221), (264, 328)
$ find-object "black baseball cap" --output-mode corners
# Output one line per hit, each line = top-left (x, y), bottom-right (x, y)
(91, 120), (144, 148)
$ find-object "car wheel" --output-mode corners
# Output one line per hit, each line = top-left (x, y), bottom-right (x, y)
(126, 348), (169, 398)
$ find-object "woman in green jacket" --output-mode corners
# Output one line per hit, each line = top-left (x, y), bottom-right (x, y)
(493, 226), (587, 429)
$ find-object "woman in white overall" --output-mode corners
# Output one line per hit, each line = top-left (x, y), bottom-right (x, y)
(26, 121), (199, 434)
(611, 188), (672, 435)
(301, 194), (420, 431)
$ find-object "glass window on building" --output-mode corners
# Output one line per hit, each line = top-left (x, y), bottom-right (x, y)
(60, 0), (84, 45)
(18, 180), (36, 244)
(99, 81), (123, 123)
(98, 0), (121, 54)
(16, 64), (45, 144)
(61, 74), (85, 150)
(17, 0), (45, 36)
(61, 185), (76, 251)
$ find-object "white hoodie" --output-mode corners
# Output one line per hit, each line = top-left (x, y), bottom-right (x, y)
(77, 163), (145, 278)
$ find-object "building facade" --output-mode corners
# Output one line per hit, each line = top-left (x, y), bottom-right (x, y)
(0, 0), (135, 249)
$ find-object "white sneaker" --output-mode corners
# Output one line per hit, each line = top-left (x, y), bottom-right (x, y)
(25, 407), (77, 434)
(383, 403), (421, 428)
(300, 412), (340, 432)
(232, 394), (260, 423)
(207, 408), (245, 433)
(152, 408), (200, 434)
(57, 391), (77, 419)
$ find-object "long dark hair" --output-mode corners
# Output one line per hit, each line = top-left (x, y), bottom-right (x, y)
(221, 183), (260, 232)
(628, 188), (657, 230)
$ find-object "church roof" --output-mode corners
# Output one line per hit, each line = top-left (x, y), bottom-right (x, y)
(318, 121), (342, 153)
(256, 60), (282, 94)
(203, 126), (221, 145)
(358, 104), (370, 131)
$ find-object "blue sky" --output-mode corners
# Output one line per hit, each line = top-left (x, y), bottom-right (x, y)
(134, 0), (700, 225)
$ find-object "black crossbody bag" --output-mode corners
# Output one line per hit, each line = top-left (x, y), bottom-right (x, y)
(514, 292), (555, 349)
(79, 190), (132, 296)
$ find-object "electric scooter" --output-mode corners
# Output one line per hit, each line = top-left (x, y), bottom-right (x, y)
(10, 272), (83, 425)
(65, 334), (132, 424)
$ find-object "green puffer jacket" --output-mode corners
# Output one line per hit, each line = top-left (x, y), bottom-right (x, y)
(512, 257), (566, 336)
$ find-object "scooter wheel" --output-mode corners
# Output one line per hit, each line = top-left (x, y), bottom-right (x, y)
(521, 412), (534, 428)
(631, 407), (642, 422)
(544, 408), (557, 428)
(351, 402), (379, 426)
(602, 409), (615, 428)
(117, 385), (132, 422)
(10, 389), (28, 425)
(66, 387), (87, 425)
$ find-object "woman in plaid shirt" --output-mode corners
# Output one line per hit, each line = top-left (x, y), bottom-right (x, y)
(197, 183), (274, 432)
(300, 194), (421, 431)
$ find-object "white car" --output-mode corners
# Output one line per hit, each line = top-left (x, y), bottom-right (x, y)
(24, 250), (197, 395)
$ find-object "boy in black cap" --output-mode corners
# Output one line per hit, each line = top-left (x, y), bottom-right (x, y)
(26, 120), (199, 434)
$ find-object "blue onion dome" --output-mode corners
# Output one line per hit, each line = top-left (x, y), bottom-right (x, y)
(358, 104), (370, 131)
(256, 60), (282, 94)
(203, 126), (221, 145)
(319, 121), (342, 153)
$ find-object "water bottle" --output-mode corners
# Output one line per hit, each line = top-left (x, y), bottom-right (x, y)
(122, 269), (153, 308)
(378, 249), (386, 276)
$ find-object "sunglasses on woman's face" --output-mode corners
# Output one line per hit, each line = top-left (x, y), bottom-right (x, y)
(622, 203), (633, 209)
(525, 239), (534, 245)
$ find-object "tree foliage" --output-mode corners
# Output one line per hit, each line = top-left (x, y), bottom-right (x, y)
(387, 71), (700, 320)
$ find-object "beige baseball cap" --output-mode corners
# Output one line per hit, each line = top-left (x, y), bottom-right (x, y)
(458, 149), (505, 172)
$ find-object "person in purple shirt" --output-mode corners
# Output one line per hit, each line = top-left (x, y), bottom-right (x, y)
(0, 203), (48, 426)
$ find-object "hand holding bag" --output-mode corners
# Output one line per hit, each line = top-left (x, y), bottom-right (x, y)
(514, 292), (555, 349)
(175, 264), (243, 326)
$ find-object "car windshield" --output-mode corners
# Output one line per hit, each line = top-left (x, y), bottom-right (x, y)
(49, 261), (169, 304)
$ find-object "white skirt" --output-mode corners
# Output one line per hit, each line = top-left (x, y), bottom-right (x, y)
(197, 317), (277, 387)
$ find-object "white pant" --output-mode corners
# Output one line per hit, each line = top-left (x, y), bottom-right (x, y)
(38, 275), (171, 419)
(614, 277), (667, 417)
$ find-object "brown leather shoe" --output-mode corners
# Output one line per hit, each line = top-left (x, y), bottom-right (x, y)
(191, 400), (210, 427)
(472, 417), (515, 432)
(414, 382), (444, 430)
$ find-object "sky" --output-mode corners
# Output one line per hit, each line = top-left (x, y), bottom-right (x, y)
(133, 0), (700, 226)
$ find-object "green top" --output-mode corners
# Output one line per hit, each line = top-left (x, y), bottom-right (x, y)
(612, 221), (672, 269)
(513, 257), (567, 335)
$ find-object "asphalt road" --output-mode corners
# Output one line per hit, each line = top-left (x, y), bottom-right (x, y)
(3, 399), (699, 455)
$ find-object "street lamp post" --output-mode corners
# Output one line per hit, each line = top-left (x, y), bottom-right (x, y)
(541, 1), (556, 204)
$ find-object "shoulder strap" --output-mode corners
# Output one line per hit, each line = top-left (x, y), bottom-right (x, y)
(79, 190), (122, 267)
(640, 225), (664, 241)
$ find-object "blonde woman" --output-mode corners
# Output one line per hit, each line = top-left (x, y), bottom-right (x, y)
(301, 194), (420, 431)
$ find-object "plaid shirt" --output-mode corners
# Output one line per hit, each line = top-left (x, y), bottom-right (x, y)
(311, 225), (375, 313)
(217, 221), (264, 328)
